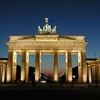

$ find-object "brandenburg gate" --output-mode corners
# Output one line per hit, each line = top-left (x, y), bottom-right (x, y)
(6, 18), (88, 83)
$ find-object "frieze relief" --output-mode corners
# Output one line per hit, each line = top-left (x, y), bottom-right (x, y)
(35, 35), (59, 41)
(36, 37), (57, 41)
(8, 42), (86, 50)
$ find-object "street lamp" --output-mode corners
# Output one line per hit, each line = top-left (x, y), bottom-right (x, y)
(73, 75), (76, 79)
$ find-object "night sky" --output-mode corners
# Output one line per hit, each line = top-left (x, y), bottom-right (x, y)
(0, 0), (100, 75)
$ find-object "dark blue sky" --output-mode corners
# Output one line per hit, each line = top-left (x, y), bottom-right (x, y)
(0, 0), (100, 74)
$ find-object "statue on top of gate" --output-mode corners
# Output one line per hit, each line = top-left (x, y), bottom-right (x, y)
(38, 18), (57, 34)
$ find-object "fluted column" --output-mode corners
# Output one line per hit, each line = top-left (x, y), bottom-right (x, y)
(66, 51), (72, 83)
(87, 63), (89, 83)
(0, 66), (2, 82)
(78, 50), (87, 83)
(82, 51), (87, 83)
(21, 51), (29, 83)
(40, 52), (41, 79)
(88, 65), (92, 83)
(35, 52), (41, 83)
(25, 51), (29, 83)
(78, 51), (82, 83)
(65, 52), (68, 82)
(53, 52), (58, 82)
(98, 64), (100, 81)
(2, 64), (6, 83)
(11, 51), (17, 82)
(6, 50), (13, 83)
(21, 52), (25, 81)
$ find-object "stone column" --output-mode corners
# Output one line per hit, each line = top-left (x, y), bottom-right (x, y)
(25, 51), (29, 83)
(78, 51), (82, 83)
(88, 65), (92, 83)
(86, 63), (89, 83)
(2, 64), (6, 83)
(98, 64), (100, 81)
(6, 50), (13, 83)
(53, 52), (58, 82)
(78, 51), (87, 83)
(0, 66), (2, 82)
(66, 51), (72, 83)
(35, 52), (41, 83)
(82, 51), (87, 83)
(11, 51), (17, 83)
(21, 51), (29, 83)
(65, 52), (68, 82)
(40, 52), (41, 79)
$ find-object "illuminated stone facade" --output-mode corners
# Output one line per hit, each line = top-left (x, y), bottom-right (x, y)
(0, 58), (7, 83)
(86, 58), (100, 83)
(1, 18), (99, 84)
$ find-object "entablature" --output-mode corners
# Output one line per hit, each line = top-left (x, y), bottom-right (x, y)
(7, 41), (87, 50)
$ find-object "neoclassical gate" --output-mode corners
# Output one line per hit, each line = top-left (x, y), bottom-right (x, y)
(6, 18), (88, 83)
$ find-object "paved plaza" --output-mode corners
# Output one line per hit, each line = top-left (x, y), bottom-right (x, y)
(0, 83), (100, 100)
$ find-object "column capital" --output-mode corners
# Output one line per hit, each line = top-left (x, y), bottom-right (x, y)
(53, 50), (58, 52)
(66, 50), (71, 52)
(22, 50), (28, 52)
(78, 50), (86, 52)
(8, 50), (13, 52)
